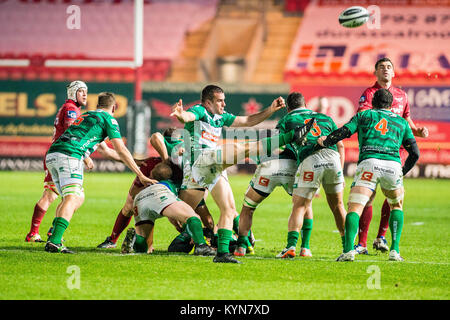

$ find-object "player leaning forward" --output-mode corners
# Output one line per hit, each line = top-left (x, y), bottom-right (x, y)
(170, 85), (314, 263)
(44, 92), (155, 253)
(317, 88), (420, 262)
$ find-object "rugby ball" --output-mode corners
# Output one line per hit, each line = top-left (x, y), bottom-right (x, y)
(338, 6), (369, 28)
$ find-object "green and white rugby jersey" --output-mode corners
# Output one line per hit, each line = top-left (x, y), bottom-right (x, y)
(277, 108), (338, 165)
(184, 104), (236, 162)
(48, 109), (121, 160)
(344, 109), (415, 164)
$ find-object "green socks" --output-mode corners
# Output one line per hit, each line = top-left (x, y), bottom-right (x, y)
(185, 217), (206, 245)
(344, 212), (360, 253)
(389, 209), (404, 253)
(48, 217), (69, 245)
(301, 219), (313, 249)
(217, 228), (233, 254)
(133, 234), (148, 253)
(286, 231), (299, 248)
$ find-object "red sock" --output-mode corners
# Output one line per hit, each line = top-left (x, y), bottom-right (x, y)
(377, 199), (391, 238)
(358, 206), (373, 247)
(30, 204), (46, 235)
(110, 211), (132, 243)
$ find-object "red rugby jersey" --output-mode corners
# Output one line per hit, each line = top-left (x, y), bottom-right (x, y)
(358, 81), (410, 119)
(52, 99), (81, 143)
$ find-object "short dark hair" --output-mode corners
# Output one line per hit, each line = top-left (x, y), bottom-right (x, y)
(163, 127), (177, 138)
(375, 57), (394, 71)
(372, 88), (393, 109)
(286, 92), (305, 111)
(151, 162), (173, 181)
(201, 85), (224, 104)
(97, 92), (116, 108)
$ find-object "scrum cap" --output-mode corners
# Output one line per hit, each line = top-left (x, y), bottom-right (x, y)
(67, 80), (88, 103)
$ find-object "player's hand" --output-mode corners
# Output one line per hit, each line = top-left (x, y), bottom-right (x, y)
(138, 175), (158, 186)
(83, 157), (94, 171)
(177, 147), (185, 156)
(417, 126), (429, 138)
(317, 136), (327, 147)
(170, 99), (184, 119)
(270, 97), (286, 112)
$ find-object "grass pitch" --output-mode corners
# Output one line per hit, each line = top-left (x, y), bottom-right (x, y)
(0, 171), (449, 300)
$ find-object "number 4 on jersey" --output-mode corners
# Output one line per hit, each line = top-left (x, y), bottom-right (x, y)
(374, 118), (389, 135)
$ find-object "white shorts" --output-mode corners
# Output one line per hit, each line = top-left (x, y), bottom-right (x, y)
(133, 183), (180, 224)
(45, 152), (84, 196)
(293, 148), (344, 198)
(352, 158), (403, 191)
(181, 149), (227, 191)
(250, 159), (297, 196)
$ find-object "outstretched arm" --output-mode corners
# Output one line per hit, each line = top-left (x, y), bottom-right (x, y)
(170, 99), (196, 124)
(110, 138), (157, 186)
(317, 126), (352, 147)
(231, 97), (286, 127)
(150, 132), (169, 160)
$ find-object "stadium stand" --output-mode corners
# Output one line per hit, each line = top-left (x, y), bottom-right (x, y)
(0, 0), (218, 82)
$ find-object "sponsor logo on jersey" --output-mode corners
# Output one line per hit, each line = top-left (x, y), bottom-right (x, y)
(303, 171), (314, 182)
(201, 130), (219, 143)
(258, 177), (270, 187)
(67, 110), (77, 119)
(361, 171), (373, 181)
(111, 119), (118, 126)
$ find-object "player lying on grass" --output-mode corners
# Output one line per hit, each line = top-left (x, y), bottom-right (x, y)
(44, 92), (156, 254)
(317, 88), (420, 262)
(97, 127), (215, 251)
(171, 85), (314, 263)
(120, 162), (216, 257)
(274, 92), (346, 259)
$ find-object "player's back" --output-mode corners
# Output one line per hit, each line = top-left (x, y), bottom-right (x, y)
(350, 109), (412, 164)
(49, 109), (121, 159)
(277, 108), (338, 164)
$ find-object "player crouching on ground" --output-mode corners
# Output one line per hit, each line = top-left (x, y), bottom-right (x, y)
(121, 162), (216, 257)
(317, 88), (420, 262)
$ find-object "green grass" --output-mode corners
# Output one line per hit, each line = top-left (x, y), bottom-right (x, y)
(0, 171), (449, 300)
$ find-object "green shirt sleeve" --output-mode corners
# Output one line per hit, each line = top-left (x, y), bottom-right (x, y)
(186, 105), (206, 121)
(105, 116), (122, 139)
(343, 113), (359, 135)
(222, 112), (236, 127)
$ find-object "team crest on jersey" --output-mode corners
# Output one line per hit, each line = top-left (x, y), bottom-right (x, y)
(359, 95), (366, 103)
(111, 119), (118, 125)
(67, 110), (77, 119)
